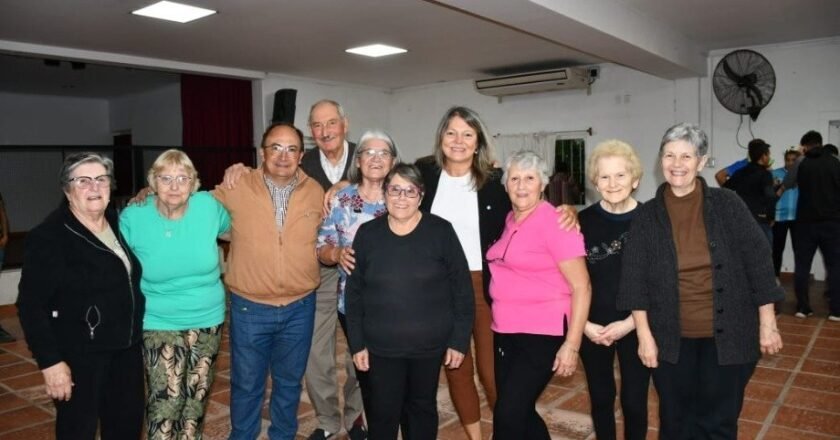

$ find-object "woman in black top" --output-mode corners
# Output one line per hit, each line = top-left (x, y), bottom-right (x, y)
(578, 140), (650, 440)
(345, 163), (474, 440)
(17, 153), (145, 440)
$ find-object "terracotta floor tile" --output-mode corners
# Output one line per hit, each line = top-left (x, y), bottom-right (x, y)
(0, 343), (32, 358)
(778, 321), (819, 336)
(763, 424), (838, 439)
(757, 354), (799, 370)
(778, 343), (808, 357)
(792, 372), (840, 393)
(0, 421), (54, 440)
(812, 337), (840, 350)
(783, 387), (840, 414)
(807, 346), (840, 363)
(776, 314), (819, 327)
(738, 399), (773, 422)
(745, 381), (783, 402)
(0, 405), (52, 432)
(210, 389), (231, 406)
(750, 366), (791, 385)
(737, 419), (762, 439)
(0, 393), (29, 412)
(772, 406), (840, 437)
(0, 354), (22, 368)
(800, 358), (840, 376)
(818, 327), (840, 339)
(557, 390), (591, 413)
(0, 362), (37, 380)
(0, 372), (43, 391)
(781, 333), (814, 346)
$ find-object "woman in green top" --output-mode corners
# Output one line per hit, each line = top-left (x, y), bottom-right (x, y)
(120, 149), (231, 440)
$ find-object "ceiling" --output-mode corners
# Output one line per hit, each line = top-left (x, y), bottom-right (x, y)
(0, 0), (838, 98)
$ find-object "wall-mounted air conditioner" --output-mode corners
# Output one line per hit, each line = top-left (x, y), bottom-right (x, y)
(474, 68), (590, 97)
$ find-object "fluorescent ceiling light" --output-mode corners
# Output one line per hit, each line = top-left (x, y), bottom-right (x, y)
(345, 44), (407, 58)
(132, 1), (216, 23)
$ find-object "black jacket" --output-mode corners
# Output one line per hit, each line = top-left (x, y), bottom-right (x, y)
(796, 146), (840, 222)
(300, 142), (357, 191)
(723, 162), (777, 224)
(17, 202), (145, 370)
(416, 160), (511, 305)
(617, 178), (783, 365)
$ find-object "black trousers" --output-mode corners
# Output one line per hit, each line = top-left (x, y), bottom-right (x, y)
(580, 332), (650, 440)
(772, 220), (795, 276)
(367, 352), (441, 440)
(652, 338), (756, 440)
(55, 343), (145, 440)
(793, 220), (840, 315)
(493, 332), (563, 440)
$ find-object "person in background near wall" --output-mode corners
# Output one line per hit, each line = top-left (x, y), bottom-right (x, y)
(723, 139), (778, 244)
(771, 149), (800, 278)
(120, 150), (231, 440)
(824, 143), (838, 158)
(545, 161), (582, 206)
(713, 156), (748, 186)
(18, 153), (145, 439)
(488, 151), (590, 440)
(617, 123), (783, 439)
(0, 191), (14, 343)
(579, 140), (650, 440)
(787, 132), (840, 321)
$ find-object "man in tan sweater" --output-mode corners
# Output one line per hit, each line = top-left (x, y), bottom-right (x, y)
(214, 122), (325, 440)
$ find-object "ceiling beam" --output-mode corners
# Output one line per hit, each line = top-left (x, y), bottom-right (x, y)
(434, 0), (707, 79)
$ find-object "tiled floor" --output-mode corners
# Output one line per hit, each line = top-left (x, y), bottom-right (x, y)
(0, 280), (838, 439)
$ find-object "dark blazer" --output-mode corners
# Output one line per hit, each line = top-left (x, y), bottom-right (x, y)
(416, 160), (511, 304)
(300, 142), (357, 191)
(616, 178), (783, 365)
(17, 202), (145, 370)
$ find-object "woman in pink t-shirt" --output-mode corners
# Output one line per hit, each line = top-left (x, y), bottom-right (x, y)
(487, 150), (591, 440)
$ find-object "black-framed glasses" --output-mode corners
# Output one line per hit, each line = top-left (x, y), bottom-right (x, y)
(67, 175), (112, 189)
(155, 175), (192, 187)
(486, 230), (518, 264)
(386, 185), (420, 199)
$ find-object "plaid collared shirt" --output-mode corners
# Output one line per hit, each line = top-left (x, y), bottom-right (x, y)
(264, 173), (298, 229)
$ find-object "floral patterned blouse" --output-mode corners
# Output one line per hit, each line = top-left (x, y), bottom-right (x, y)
(317, 184), (387, 314)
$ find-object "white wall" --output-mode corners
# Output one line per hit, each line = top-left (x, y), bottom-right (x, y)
(109, 83), (182, 146)
(0, 92), (111, 145)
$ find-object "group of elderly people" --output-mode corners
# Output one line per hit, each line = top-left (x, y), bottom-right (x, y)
(16, 97), (783, 440)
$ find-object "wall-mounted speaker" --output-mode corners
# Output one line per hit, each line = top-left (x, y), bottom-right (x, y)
(271, 89), (297, 124)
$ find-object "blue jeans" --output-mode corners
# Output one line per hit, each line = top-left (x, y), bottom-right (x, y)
(228, 293), (315, 440)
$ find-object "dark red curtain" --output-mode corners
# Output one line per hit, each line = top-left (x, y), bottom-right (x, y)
(181, 74), (254, 189)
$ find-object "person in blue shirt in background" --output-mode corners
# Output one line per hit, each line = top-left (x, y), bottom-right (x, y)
(771, 149), (801, 278)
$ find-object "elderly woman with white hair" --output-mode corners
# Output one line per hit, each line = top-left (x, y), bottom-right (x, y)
(486, 150), (591, 440)
(316, 129), (400, 418)
(119, 149), (231, 440)
(617, 123), (783, 439)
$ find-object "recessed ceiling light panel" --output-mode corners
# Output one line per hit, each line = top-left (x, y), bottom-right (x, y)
(132, 1), (216, 24)
(345, 44), (407, 58)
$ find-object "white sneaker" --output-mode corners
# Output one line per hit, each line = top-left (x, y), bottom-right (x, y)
(828, 315), (840, 322)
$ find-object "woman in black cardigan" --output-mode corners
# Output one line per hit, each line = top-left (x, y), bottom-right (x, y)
(616, 123), (783, 439)
(17, 153), (145, 440)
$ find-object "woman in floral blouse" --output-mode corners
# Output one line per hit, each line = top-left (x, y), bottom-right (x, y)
(316, 129), (400, 415)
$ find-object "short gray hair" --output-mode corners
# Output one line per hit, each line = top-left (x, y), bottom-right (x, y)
(60, 152), (114, 191)
(502, 150), (550, 188)
(308, 99), (346, 124)
(348, 130), (400, 184)
(659, 122), (708, 157)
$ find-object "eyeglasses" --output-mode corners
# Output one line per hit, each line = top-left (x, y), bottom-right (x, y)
(264, 144), (300, 155)
(67, 175), (112, 189)
(386, 185), (420, 199)
(155, 175), (193, 187)
(358, 149), (393, 159)
(486, 230), (518, 264)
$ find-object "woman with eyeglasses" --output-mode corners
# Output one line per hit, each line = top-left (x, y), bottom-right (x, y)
(344, 163), (474, 440)
(315, 129), (400, 422)
(18, 152), (146, 439)
(118, 149), (231, 440)
(487, 151), (591, 440)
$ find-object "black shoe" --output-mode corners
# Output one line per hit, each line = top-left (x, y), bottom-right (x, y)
(347, 424), (367, 440)
(307, 429), (336, 440)
(0, 327), (15, 343)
